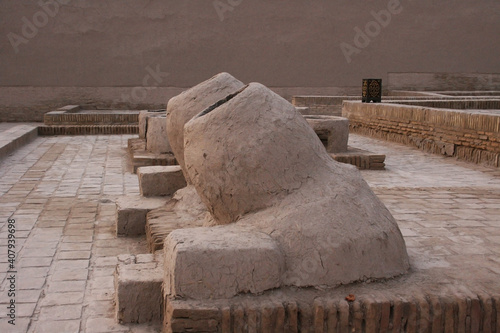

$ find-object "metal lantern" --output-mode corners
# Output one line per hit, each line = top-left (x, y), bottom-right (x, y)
(362, 79), (382, 103)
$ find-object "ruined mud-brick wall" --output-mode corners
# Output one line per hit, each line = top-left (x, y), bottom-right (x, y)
(343, 102), (500, 167)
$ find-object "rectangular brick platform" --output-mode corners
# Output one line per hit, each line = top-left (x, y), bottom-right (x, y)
(44, 106), (140, 125)
(39, 105), (141, 135)
(343, 101), (500, 167)
(38, 124), (138, 136)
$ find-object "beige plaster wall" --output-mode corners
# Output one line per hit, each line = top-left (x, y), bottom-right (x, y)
(1, 0), (499, 120)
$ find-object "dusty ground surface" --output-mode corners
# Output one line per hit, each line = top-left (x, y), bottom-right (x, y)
(0, 127), (499, 332)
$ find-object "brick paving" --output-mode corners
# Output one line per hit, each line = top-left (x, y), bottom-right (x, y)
(351, 135), (500, 291)
(0, 134), (159, 332)
(0, 130), (499, 332)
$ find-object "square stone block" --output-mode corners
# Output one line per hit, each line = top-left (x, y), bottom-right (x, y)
(115, 196), (169, 237)
(304, 115), (349, 153)
(163, 227), (284, 300)
(139, 110), (165, 139)
(114, 255), (163, 323)
(138, 165), (186, 197)
(146, 115), (171, 153)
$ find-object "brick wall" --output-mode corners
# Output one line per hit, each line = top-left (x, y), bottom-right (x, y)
(38, 125), (138, 136)
(343, 102), (500, 167)
(164, 292), (500, 332)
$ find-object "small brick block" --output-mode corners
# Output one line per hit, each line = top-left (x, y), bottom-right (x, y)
(304, 115), (349, 153)
(115, 195), (169, 237)
(138, 165), (186, 197)
(139, 110), (164, 139)
(146, 115), (171, 153)
(163, 228), (284, 300)
(114, 256), (163, 323)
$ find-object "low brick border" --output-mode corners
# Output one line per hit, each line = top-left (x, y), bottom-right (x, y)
(38, 125), (138, 136)
(164, 292), (499, 332)
(292, 96), (500, 117)
(0, 125), (38, 160)
(385, 99), (500, 110)
(44, 112), (139, 125)
(43, 105), (140, 125)
(343, 101), (500, 167)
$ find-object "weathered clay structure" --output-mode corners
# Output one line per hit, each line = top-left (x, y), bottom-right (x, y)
(295, 108), (387, 169)
(114, 74), (410, 329)
(166, 72), (246, 183)
(108, 74), (500, 331)
(138, 165), (186, 197)
(139, 110), (164, 140)
(137, 109), (172, 153)
(143, 73), (246, 251)
(146, 114), (171, 154)
(164, 82), (410, 301)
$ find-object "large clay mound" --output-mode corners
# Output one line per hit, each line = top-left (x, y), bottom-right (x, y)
(166, 72), (245, 183)
(145, 73), (245, 252)
(182, 82), (410, 288)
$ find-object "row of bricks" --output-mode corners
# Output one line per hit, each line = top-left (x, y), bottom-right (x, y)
(165, 293), (500, 332)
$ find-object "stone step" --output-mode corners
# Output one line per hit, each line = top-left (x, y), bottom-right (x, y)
(115, 195), (170, 237)
(0, 123), (39, 160)
(330, 147), (386, 170)
(128, 138), (146, 152)
(131, 151), (177, 173)
(304, 115), (349, 153)
(137, 165), (186, 197)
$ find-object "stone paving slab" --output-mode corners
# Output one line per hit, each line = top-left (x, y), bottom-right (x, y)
(0, 133), (498, 332)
